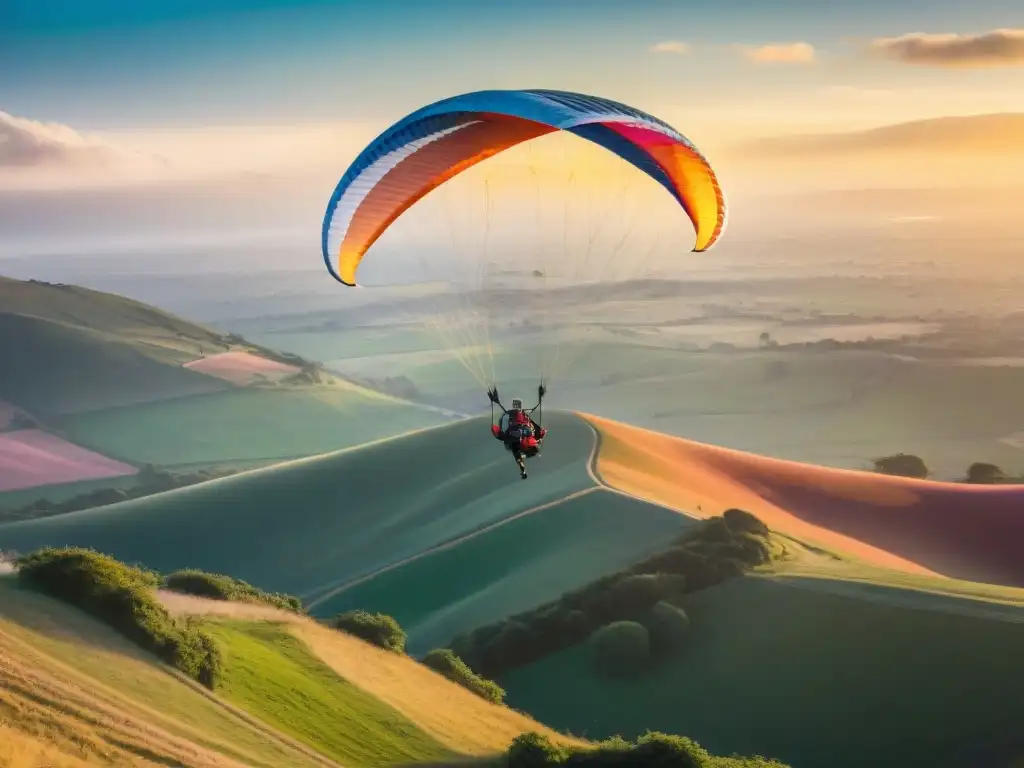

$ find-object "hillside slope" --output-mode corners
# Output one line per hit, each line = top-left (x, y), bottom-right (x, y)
(0, 413), (599, 600)
(501, 572), (1024, 768)
(586, 414), (1024, 587)
(0, 578), (338, 768)
(160, 591), (578, 757)
(0, 572), (575, 767)
(0, 312), (230, 416)
(0, 276), (227, 352)
(0, 276), (451, 489)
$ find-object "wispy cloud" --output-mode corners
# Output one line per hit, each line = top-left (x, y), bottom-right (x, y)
(650, 40), (689, 55)
(0, 111), (151, 170)
(0, 110), (381, 190)
(869, 28), (1024, 67)
(736, 42), (815, 64)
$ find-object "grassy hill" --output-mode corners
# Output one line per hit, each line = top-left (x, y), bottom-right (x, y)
(500, 573), (1024, 768)
(0, 576), (337, 767)
(0, 276), (232, 416)
(586, 413), (1024, 587)
(0, 276), (227, 354)
(0, 276), (454, 495)
(312, 488), (693, 654)
(5, 405), (1022, 767)
(0, 312), (230, 417)
(0, 413), (600, 601)
(0, 572), (573, 767)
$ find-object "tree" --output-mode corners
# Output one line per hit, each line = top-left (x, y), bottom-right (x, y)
(965, 462), (1005, 484)
(872, 453), (928, 479)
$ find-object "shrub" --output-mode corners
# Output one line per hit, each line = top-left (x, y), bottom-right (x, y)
(590, 621), (651, 678)
(872, 453), (928, 478)
(163, 569), (303, 613)
(506, 731), (791, 767)
(331, 610), (406, 653)
(422, 648), (505, 703)
(642, 601), (691, 658)
(508, 732), (568, 766)
(17, 548), (220, 688)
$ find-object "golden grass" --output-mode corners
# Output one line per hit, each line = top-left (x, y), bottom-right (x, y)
(0, 626), (242, 768)
(583, 412), (941, 575)
(0, 724), (97, 768)
(0, 581), (336, 768)
(160, 592), (586, 756)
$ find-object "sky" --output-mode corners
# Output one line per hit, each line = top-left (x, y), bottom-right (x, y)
(1, 0), (1022, 282)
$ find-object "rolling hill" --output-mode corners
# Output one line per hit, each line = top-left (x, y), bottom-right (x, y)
(0, 413), (609, 600)
(0, 276), (452, 495)
(3, 408), (1023, 767)
(587, 414), (1024, 587)
(0, 310), (230, 416)
(0, 572), (573, 767)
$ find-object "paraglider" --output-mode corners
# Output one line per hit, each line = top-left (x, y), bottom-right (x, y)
(488, 385), (546, 479)
(320, 88), (727, 479)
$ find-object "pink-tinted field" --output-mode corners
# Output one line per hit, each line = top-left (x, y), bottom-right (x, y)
(183, 351), (300, 385)
(0, 429), (137, 492)
(0, 401), (15, 430)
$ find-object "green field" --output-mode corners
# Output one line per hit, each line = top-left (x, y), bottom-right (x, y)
(317, 488), (693, 653)
(500, 574), (1024, 768)
(203, 620), (453, 766)
(0, 412), (597, 599)
(54, 385), (445, 467)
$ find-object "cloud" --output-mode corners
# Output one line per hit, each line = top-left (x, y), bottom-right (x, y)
(869, 28), (1024, 67)
(0, 111), (381, 191)
(650, 40), (689, 55)
(0, 111), (147, 170)
(737, 42), (815, 64)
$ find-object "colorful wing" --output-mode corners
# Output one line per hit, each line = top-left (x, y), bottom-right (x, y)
(322, 89), (726, 286)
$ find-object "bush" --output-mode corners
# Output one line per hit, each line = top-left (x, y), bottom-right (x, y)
(590, 621), (651, 678)
(331, 610), (406, 653)
(163, 569), (303, 613)
(872, 453), (928, 478)
(642, 601), (691, 658)
(506, 731), (791, 767)
(17, 548), (220, 688)
(422, 648), (505, 703)
(508, 732), (568, 766)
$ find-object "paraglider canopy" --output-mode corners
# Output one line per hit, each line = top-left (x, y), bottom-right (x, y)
(321, 88), (726, 288)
